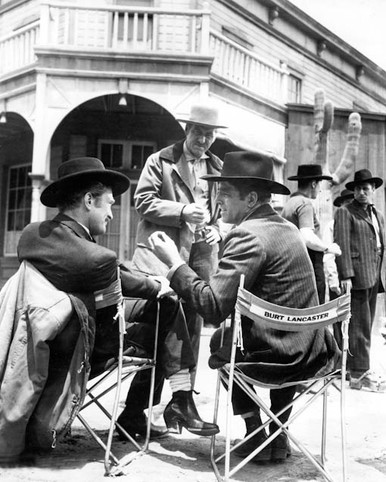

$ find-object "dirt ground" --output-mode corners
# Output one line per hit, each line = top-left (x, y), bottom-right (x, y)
(1, 320), (386, 482)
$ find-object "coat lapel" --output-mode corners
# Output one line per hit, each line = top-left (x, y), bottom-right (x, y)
(174, 156), (195, 194)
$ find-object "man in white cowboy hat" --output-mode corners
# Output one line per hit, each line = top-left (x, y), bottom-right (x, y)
(282, 164), (341, 304)
(148, 150), (340, 462)
(334, 168), (386, 392)
(123, 102), (225, 435)
(8, 157), (218, 461)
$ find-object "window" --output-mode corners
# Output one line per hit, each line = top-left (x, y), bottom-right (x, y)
(100, 142), (124, 169)
(288, 74), (302, 103)
(98, 140), (155, 170)
(4, 164), (32, 255)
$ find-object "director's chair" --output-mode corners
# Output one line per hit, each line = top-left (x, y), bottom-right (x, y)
(76, 273), (160, 476)
(210, 276), (351, 482)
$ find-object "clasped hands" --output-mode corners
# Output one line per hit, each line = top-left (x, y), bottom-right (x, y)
(182, 203), (221, 245)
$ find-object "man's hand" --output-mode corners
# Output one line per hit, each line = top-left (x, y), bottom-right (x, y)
(182, 203), (208, 225)
(330, 285), (341, 296)
(204, 225), (221, 245)
(149, 231), (183, 268)
(341, 279), (352, 294)
(151, 275), (175, 299)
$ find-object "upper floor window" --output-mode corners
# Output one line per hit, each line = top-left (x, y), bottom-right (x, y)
(288, 74), (302, 103)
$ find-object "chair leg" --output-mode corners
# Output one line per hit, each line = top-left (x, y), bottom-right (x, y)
(210, 369), (226, 481)
(321, 382), (328, 466)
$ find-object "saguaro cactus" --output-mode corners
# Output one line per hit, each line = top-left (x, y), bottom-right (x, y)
(313, 90), (362, 229)
(314, 89), (334, 172)
(331, 112), (362, 185)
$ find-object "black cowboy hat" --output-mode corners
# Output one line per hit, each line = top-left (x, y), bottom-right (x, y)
(176, 103), (227, 129)
(345, 168), (383, 191)
(288, 164), (332, 181)
(333, 189), (354, 207)
(41, 157), (130, 207)
(201, 150), (290, 195)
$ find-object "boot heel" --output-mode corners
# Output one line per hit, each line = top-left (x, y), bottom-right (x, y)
(164, 416), (183, 434)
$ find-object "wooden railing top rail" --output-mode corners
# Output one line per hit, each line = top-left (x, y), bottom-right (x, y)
(210, 30), (288, 75)
(40, 0), (210, 16)
(0, 19), (40, 44)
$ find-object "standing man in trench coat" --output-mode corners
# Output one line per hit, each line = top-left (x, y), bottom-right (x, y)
(119, 103), (226, 435)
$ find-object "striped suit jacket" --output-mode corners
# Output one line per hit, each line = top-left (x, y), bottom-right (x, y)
(170, 203), (340, 384)
(334, 199), (385, 290)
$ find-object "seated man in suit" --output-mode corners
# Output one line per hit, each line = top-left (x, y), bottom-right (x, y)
(149, 150), (340, 462)
(15, 157), (218, 453)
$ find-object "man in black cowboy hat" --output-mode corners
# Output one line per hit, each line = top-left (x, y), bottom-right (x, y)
(122, 102), (225, 436)
(148, 150), (340, 462)
(16, 157), (217, 448)
(282, 164), (341, 304)
(334, 169), (386, 392)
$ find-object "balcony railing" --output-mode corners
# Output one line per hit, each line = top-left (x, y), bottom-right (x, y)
(210, 31), (289, 105)
(0, 1), (289, 105)
(0, 1), (211, 77)
(0, 20), (40, 75)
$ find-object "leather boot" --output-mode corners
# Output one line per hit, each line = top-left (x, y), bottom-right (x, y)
(163, 390), (219, 436)
(234, 414), (271, 462)
(270, 432), (291, 461)
(116, 409), (168, 440)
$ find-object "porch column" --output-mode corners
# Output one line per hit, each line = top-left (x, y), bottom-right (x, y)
(30, 72), (50, 222)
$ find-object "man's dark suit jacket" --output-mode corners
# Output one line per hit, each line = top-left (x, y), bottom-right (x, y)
(169, 203), (340, 385)
(18, 213), (160, 299)
(334, 199), (385, 291)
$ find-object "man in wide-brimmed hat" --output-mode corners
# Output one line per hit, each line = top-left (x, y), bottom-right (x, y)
(282, 164), (341, 304)
(333, 188), (354, 208)
(5, 157), (218, 461)
(334, 168), (386, 392)
(124, 102), (226, 435)
(148, 150), (340, 463)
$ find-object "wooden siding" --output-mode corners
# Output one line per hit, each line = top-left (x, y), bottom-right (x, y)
(210, 0), (386, 112)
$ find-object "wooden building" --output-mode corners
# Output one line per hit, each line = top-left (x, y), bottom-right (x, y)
(1, 0), (386, 285)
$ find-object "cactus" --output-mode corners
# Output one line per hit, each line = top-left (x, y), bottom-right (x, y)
(314, 90), (334, 171)
(313, 90), (362, 230)
(331, 112), (362, 185)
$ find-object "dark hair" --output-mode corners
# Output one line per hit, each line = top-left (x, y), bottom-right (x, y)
(227, 179), (271, 202)
(298, 179), (316, 189)
(57, 181), (109, 212)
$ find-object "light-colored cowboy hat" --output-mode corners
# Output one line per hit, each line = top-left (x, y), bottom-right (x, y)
(41, 157), (130, 207)
(202, 150), (290, 195)
(176, 103), (227, 129)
